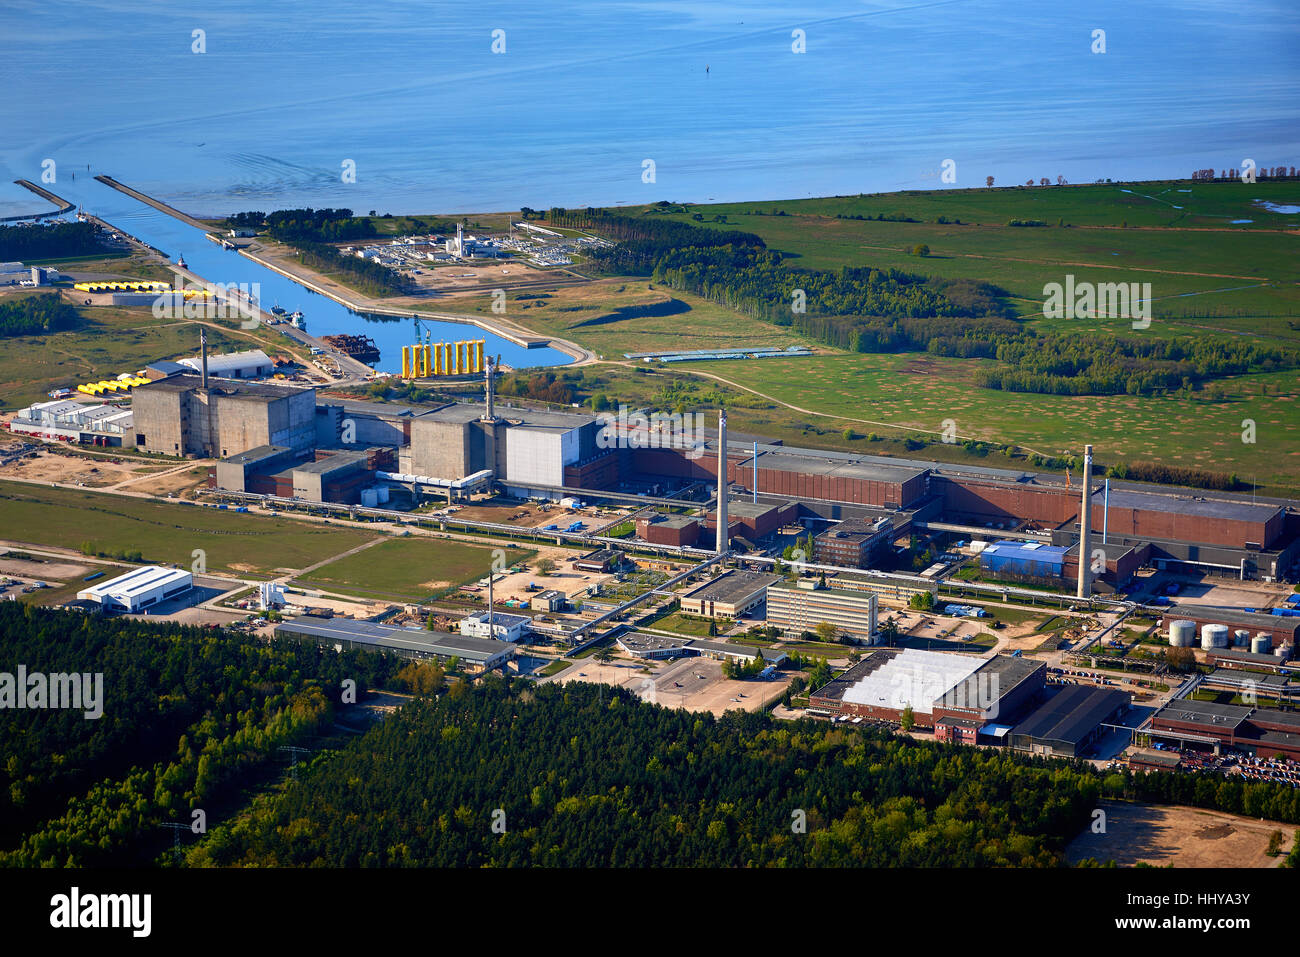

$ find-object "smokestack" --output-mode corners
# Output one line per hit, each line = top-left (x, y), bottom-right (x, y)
(1077, 444), (1093, 598)
(482, 357), (495, 421)
(199, 326), (209, 390)
(753, 441), (758, 504)
(716, 409), (728, 555)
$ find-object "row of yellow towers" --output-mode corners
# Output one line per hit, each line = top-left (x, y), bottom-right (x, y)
(401, 339), (486, 378)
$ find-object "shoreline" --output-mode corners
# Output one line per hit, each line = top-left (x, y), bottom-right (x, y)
(89, 175), (593, 367)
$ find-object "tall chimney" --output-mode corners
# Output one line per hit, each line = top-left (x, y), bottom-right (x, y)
(199, 326), (209, 390)
(1077, 444), (1093, 598)
(716, 409), (728, 555)
(482, 357), (496, 421)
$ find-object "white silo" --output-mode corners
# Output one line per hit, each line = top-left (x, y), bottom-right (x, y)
(1250, 635), (1271, 655)
(1233, 629), (1250, 647)
(1168, 620), (1196, 647)
(1200, 624), (1229, 650)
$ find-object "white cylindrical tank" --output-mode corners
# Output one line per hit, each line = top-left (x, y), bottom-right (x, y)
(1278, 643), (1294, 661)
(360, 488), (378, 507)
(376, 486), (390, 504)
(1250, 635), (1271, 655)
(1200, 624), (1229, 650)
(1169, 620), (1196, 647)
(1233, 629), (1250, 647)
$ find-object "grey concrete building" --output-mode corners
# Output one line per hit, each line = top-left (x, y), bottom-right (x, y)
(133, 374), (316, 458)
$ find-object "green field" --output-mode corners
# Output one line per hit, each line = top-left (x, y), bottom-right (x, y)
(297, 536), (536, 601)
(447, 279), (811, 358)
(676, 353), (1299, 492)
(0, 290), (294, 410)
(644, 611), (718, 638)
(0, 481), (377, 575)
(472, 181), (1300, 492)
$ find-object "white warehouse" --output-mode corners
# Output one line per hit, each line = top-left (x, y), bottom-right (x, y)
(76, 566), (193, 613)
(178, 349), (273, 380)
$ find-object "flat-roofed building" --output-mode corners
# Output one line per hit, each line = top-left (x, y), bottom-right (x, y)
(76, 566), (193, 613)
(459, 611), (531, 643)
(636, 512), (700, 547)
(274, 616), (516, 671)
(680, 570), (776, 618)
(1151, 698), (1300, 761)
(530, 589), (566, 612)
(766, 579), (878, 640)
(814, 517), (894, 569)
(808, 648), (1046, 731)
(732, 449), (930, 509)
(1006, 685), (1129, 757)
(132, 373), (316, 458)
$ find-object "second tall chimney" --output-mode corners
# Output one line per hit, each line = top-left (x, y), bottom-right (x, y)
(1077, 444), (1093, 598)
(716, 409), (728, 555)
(199, 326), (209, 390)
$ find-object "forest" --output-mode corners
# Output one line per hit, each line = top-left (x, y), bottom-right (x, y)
(0, 221), (112, 261)
(0, 292), (80, 338)
(187, 678), (1300, 868)
(0, 604), (405, 866)
(188, 679), (1103, 867)
(4, 606), (1299, 867)
(222, 208), (379, 244)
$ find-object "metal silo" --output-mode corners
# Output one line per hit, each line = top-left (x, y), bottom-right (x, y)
(1200, 624), (1229, 650)
(1168, 620), (1196, 647)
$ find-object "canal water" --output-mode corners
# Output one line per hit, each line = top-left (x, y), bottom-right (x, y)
(37, 177), (572, 374)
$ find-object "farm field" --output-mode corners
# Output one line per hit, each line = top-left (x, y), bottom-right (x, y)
(0, 481), (378, 575)
(296, 536), (536, 602)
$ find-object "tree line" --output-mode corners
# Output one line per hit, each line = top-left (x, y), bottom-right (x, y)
(0, 292), (79, 338)
(0, 221), (112, 261)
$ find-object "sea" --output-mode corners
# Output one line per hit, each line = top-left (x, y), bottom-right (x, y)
(1, 0), (1296, 370)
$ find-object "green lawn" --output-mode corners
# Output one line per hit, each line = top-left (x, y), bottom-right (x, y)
(644, 612), (718, 638)
(0, 481), (377, 575)
(297, 537), (535, 601)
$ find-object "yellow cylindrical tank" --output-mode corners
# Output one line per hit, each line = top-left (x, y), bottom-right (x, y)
(401, 346), (411, 379)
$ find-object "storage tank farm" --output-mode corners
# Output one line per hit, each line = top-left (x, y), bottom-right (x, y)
(1200, 623), (1230, 650)
(1168, 620), (1196, 647)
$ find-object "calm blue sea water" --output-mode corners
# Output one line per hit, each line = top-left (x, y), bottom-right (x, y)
(3, 0), (1296, 219)
(2, 1), (1296, 372)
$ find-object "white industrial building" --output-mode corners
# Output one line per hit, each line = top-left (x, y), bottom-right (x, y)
(840, 648), (983, 720)
(8, 399), (134, 445)
(503, 423), (581, 489)
(459, 611), (531, 643)
(178, 349), (273, 380)
(76, 566), (193, 613)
